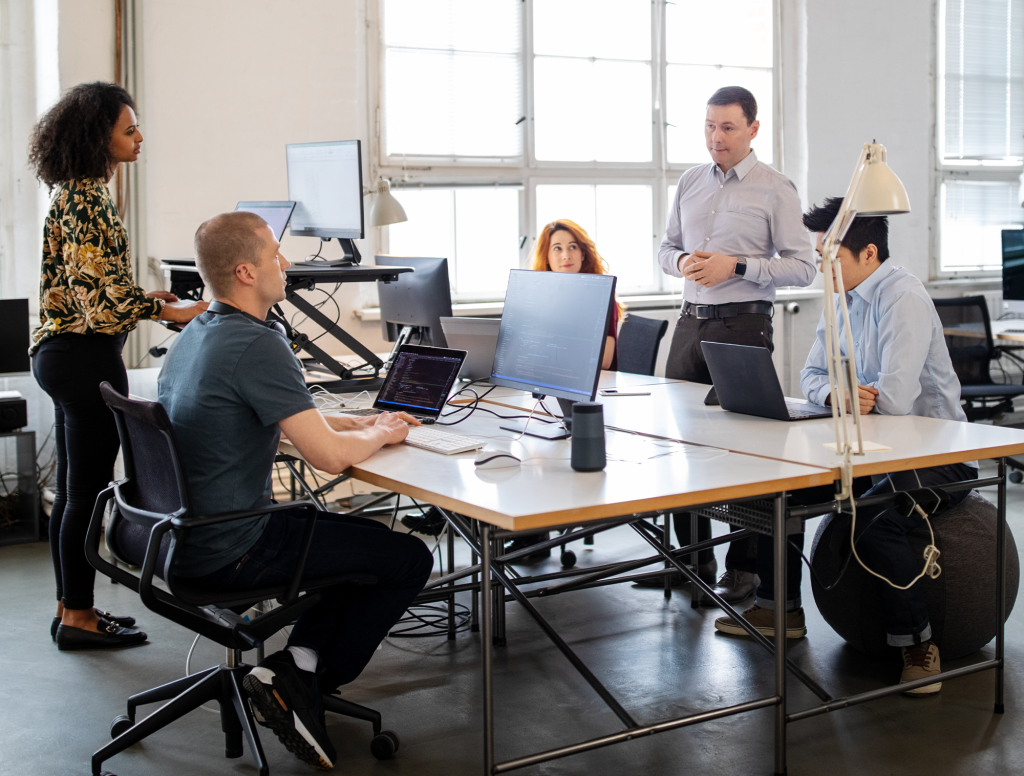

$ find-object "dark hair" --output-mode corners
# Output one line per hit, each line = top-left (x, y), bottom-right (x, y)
(802, 197), (890, 262)
(707, 86), (757, 125)
(28, 82), (136, 188)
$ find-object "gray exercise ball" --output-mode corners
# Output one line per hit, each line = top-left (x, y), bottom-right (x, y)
(809, 491), (1019, 660)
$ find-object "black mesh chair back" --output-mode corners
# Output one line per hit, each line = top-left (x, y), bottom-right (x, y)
(933, 296), (995, 386)
(616, 314), (669, 376)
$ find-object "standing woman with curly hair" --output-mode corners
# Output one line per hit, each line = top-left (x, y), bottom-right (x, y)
(530, 219), (625, 369)
(28, 82), (207, 650)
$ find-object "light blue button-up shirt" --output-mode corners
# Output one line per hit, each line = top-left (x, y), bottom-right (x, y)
(658, 150), (816, 304)
(800, 261), (968, 422)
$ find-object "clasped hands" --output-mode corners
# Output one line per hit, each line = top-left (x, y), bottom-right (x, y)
(826, 384), (879, 415)
(680, 251), (739, 287)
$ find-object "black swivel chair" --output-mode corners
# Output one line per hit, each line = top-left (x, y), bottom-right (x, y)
(933, 296), (1024, 481)
(87, 383), (400, 776)
(616, 314), (669, 376)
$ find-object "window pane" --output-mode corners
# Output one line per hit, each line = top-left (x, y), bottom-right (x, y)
(940, 179), (1024, 271)
(453, 188), (520, 296)
(534, 0), (650, 61)
(386, 189), (455, 265)
(384, 0), (522, 158)
(535, 184), (654, 292)
(666, 0), (772, 68)
(666, 65), (773, 164)
(535, 58), (651, 161)
(386, 50), (522, 157)
(942, 0), (1024, 161)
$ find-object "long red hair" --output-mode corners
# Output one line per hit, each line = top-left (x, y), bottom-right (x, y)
(529, 219), (625, 319)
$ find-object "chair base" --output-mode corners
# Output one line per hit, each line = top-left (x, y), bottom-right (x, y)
(92, 661), (391, 776)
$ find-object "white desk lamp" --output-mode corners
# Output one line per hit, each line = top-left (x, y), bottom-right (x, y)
(368, 179), (408, 228)
(819, 142), (910, 500)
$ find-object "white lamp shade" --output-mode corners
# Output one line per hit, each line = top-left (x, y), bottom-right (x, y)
(368, 180), (408, 227)
(849, 143), (911, 216)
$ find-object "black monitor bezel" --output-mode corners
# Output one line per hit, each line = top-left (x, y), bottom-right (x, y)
(371, 343), (467, 418)
(375, 256), (454, 348)
(286, 140), (364, 240)
(234, 201), (296, 241)
(1002, 228), (1024, 302)
(489, 270), (615, 403)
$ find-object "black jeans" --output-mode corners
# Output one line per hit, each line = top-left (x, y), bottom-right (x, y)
(194, 509), (434, 691)
(32, 333), (128, 610)
(666, 311), (774, 572)
(756, 463), (978, 647)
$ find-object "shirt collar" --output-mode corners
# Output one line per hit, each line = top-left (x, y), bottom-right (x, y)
(714, 149), (759, 182)
(851, 260), (898, 303)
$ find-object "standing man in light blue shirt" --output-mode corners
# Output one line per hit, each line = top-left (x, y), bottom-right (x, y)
(653, 86), (816, 603)
(715, 197), (978, 696)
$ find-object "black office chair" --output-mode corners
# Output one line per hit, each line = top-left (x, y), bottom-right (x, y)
(933, 296), (1024, 481)
(87, 383), (399, 776)
(616, 314), (670, 376)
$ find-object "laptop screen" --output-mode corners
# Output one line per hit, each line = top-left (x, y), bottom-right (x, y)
(375, 344), (465, 416)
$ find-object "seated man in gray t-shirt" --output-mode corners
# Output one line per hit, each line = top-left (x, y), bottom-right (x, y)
(158, 211), (433, 770)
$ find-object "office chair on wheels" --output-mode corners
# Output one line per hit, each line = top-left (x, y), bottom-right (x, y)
(87, 382), (400, 776)
(933, 296), (1024, 482)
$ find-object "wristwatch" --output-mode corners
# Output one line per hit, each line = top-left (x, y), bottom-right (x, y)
(734, 257), (747, 277)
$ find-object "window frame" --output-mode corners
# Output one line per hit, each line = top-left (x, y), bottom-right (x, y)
(370, 0), (783, 301)
(934, 0), (1024, 279)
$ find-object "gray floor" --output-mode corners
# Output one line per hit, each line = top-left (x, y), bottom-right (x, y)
(3, 462), (1023, 776)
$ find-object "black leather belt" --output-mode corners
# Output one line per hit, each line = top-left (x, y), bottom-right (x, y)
(682, 301), (773, 320)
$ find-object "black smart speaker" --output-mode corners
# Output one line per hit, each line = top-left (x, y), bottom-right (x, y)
(570, 402), (606, 472)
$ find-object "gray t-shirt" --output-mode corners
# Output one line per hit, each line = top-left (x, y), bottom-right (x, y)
(157, 311), (316, 576)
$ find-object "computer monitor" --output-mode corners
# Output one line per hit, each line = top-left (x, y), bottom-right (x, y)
(491, 270), (615, 438)
(376, 257), (453, 364)
(0, 299), (31, 374)
(1003, 228), (1024, 315)
(286, 140), (364, 264)
(234, 201), (296, 241)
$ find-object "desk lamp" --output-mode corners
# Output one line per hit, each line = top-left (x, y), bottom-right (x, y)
(368, 179), (408, 228)
(819, 142), (910, 500)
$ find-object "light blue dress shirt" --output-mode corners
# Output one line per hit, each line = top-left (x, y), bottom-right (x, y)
(658, 150), (816, 304)
(800, 261), (968, 422)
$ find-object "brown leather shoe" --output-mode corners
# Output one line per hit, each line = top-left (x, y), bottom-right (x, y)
(700, 569), (760, 606)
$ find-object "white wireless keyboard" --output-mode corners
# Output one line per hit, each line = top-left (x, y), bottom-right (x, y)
(403, 426), (484, 455)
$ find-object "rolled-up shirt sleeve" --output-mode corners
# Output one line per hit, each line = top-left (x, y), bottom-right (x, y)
(743, 179), (816, 289)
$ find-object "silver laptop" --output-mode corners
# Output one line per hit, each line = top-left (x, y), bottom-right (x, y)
(439, 317), (500, 382)
(701, 342), (832, 421)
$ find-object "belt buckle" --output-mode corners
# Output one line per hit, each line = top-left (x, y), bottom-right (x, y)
(695, 304), (712, 320)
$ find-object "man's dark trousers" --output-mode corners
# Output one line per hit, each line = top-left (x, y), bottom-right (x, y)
(665, 310), (773, 571)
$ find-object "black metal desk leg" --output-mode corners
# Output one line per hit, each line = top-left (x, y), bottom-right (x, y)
(997, 458), (1007, 714)
(690, 513), (701, 609)
(663, 514), (672, 600)
(448, 526), (457, 640)
(471, 521), (480, 633)
(492, 532), (507, 646)
(480, 524), (495, 775)
(774, 492), (788, 775)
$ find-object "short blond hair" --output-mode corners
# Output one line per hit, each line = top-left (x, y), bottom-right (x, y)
(193, 211), (269, 297)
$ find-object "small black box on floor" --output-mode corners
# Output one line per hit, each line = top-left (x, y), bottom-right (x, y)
(0, 391), (27, 431)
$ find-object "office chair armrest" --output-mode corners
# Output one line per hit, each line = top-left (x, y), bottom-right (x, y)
(171, 499), (316, 529)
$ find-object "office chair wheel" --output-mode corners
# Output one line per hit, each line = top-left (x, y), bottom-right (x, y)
(110, 715), (134, 739)
(560, 550), (577, 568)
(370, 730), (400, 760)
(1010, 470), (1022, 484)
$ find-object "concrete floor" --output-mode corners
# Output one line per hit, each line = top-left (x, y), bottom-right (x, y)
(3, 461), (1023, 776)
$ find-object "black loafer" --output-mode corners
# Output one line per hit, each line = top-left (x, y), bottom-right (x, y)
(55, 622), (148, 651)
(51, 610), (137, 642)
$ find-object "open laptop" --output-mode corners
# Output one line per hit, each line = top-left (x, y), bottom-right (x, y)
(235, 201), (296, 241)
(332, 343), (467, 424)
(439, 317), (500, 381)
(701, 341), (832, 421)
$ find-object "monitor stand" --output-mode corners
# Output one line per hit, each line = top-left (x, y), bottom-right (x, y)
(383, 325), (420, 372)
(499, 396), (576, 440)
(295, 238), (362, 267)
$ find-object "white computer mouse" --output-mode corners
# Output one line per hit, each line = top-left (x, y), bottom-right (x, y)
(473, 450), (522, 470)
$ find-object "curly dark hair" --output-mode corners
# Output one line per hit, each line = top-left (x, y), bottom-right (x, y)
(28, 81), (136, 188)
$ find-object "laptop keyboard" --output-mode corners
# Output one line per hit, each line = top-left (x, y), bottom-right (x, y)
(336, 408), (378, 416)
(786, 403), (829, 418)
(404, 426), (484, 455)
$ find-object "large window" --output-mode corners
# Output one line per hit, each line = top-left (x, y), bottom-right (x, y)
(938, 0), (1024, 274)
(377, 0), (777, 300)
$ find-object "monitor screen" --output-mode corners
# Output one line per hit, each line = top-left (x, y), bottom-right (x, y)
(286, 140), (363, 239)
(375, 256), (453, 347)
(490, 270), (615, 402)
(234, 201), (296, 241)
(1003, 229), (1024, 302)
(0, 299), (31, 374)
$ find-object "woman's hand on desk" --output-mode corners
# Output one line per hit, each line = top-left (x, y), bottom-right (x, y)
(146, 290), (179, 302)
(159, 299), (209, 323)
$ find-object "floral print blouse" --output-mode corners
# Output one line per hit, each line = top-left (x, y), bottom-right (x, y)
(31, 178), (162, 352)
